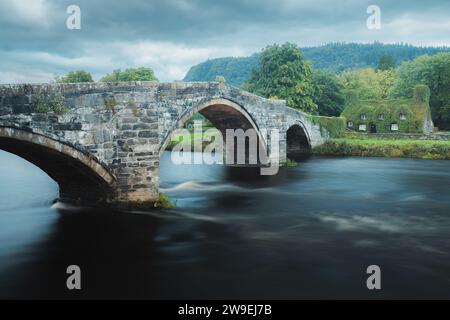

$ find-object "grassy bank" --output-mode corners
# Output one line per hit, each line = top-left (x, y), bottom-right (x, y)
(313, 137), (450, 160)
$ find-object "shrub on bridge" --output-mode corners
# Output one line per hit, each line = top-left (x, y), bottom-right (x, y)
(35, 92), (68, 114)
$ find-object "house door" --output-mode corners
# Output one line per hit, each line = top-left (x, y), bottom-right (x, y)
(370, 123), (377, 133)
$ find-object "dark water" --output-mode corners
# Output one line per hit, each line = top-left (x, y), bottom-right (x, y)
(1, 150), (450, 299)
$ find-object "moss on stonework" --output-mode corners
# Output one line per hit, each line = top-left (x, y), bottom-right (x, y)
(132, 108), (142, 117)
(286, 158), (299, 167)
(341, 85), (432, 134)
(104, 96), (117, 114)
(154, 193), (176, 209)
(117, 193), (176, 210)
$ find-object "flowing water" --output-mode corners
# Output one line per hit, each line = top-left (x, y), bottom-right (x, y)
(1, 150), (450, 299)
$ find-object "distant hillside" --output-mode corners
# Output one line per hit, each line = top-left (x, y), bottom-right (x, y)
(183, 54), (259, 86)
(183, 43), (450, 86)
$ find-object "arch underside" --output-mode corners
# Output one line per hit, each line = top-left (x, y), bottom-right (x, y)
(161, 99), (268, 165)
(198, 103), (255, 133)
(189, 101), (266, 165)
(0, 130), (116, 203)
(286, 124), (311, 161)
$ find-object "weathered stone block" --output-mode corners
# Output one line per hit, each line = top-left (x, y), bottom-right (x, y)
(138, 130), (158, 138)
(121, 131), (137, 138)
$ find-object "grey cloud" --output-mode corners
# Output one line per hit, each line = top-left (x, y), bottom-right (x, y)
(0, 0), (449, 83)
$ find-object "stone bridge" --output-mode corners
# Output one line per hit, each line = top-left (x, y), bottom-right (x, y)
(0, 81), (327, 205)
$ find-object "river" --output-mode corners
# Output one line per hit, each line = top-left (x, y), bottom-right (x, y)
(0, 150), (450, 299)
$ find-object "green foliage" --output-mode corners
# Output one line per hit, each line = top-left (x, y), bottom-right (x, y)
(286, 158), (299, 167)
(377, 53), (396, 70)
(313, 138), (450, 160)
(389, 53), (450, 129)
(341, 91), (430, 134)
(103, 96), (117, 113)
(310, 115), (346, 138)
(154, 193), (176, 209)
(54, 70), (93, 83)
(413, 85), (431, 103)
(183, 43), (450, 86)
(339, 68), (396, 100)
(184, 54), (259, 86)
(312, 70), (345, 116)
(101, 67), (159, 82)
(35, 92), (68, 114)
(303, 42), (450, 73)
(242, 43), (317, 113)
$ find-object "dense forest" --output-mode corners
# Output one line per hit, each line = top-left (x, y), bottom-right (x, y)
(183, 43), (450, 86)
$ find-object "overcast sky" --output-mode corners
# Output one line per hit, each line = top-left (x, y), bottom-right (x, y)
(0, 0), (449, 83)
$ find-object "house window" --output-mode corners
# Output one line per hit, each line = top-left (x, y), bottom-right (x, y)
(391, 123), (399, 131)
(347, 121), (353, 128)
(400, 113), (407, 120)
(378, 114), (384, 120)
(360, 114), (366, 120)
(359, 124), (367, 132)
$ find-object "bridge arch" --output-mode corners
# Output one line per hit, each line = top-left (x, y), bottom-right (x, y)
(159, 98), (267, 157)
(286, 121), (312, 160)
(0, 126), (116, 202)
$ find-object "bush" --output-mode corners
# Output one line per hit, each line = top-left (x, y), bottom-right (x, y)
(35, 92), (68, 114)
(55, 71), (93, 83)
(154, 193), (176, 209)
(100, 67), (159, 82)
(286, 158), (298, 167)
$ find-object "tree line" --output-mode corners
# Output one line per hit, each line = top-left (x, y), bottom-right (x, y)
(183, 42), (450, 85)
(54, 67), (158, 84)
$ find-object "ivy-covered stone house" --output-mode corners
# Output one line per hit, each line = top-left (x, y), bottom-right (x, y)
(341, 85), (434, 134)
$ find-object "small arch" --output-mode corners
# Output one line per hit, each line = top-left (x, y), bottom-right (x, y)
(0, 126), (116, 202)
(286, 123), (311, 161)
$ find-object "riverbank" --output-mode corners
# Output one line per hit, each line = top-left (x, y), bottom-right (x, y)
(313, 137), (450, 160)
(165, 130), (450, 161)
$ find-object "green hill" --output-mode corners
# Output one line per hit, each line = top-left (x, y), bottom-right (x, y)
(183, 54), (259, 86)
(183, 43), (450, 86)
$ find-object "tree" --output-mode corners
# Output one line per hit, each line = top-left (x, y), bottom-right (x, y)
(339, 68), (396, 100)
(389, 53), (450, 129)
(55, 70), (93, 83)
(377, 53), (396, 70)
(312, 70), (345, 116)
(100, 67), (158, 82)
(242, 43), (317, 113)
